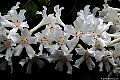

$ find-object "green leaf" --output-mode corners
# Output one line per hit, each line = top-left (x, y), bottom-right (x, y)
(24, 2), (38, 21)
(38, 0), (50, 6)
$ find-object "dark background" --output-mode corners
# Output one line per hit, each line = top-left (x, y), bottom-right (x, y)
(0, 0), (120, 80)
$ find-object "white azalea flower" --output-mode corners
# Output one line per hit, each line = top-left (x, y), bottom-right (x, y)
(36, 6), (50, 26)
(1, 9), (29, 31)
(99, 4), (120, 32)
(11, 2), (20, 10)
(0, 60), (7, 70)
(48, 29), (69, 54)
(19, 53), (47, 73)
(65, 6), (97, 49)
(74, 44), (95, 70)
(36, 5), (65, 29)
(65, 16), (93, 49)
(47, 50), (73, 74)
(0, 59), (13, 73)
(0, 2), (28, 31)
(89, 47), (116, 72)
(35, 29), (53, 54)
(54, 5), (65, 27)
(9, 28), (36, 59)
(108, 65), (120, 77)
(77, 5), (96, 26)
(0, 32), (15, 61)
(83, 18), (112, 46)
(45, 14), (62, 37)
(113, 43), (120, 64)
(77, 5), (91, 19)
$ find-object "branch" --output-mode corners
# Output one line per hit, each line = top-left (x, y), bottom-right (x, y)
(108, 34), (120, 38)
(108, 37), (120, 46)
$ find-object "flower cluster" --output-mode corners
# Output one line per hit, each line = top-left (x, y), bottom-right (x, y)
(0, 1), (120, 77)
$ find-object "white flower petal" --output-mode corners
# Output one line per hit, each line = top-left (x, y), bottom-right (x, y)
(28, 37), (37, 44)
(64, 25), (76, 35)
(66, 61), (72, 74)
(4, 15), (12, 20)
(1, 18), (14, 28)
(54, 5), (65, 27)
(74, 56), (84, 68)
(61, 45), (68, 54)
(47, 53), (60, 62)
(104, 61), (110, 72)
(20, 22), (29, 28)
(95, 51), (104, 61)
(0, 60), (7, 70)
(37, 6), (49, 27)
(55, 60), (64, 71)
(8, 10), (18, 22)
(81, 35), (95, 46)
(39, 44), (43, 54)
(0, 54), (5, 58)
(35, 59), (45, 68)
(19, 57), (29, 67)
(25, 45), (35, 59)
(7, 59), (13, 73)
(99, 61), (103, 72)
(84, 5), (91, 16)
(86, 59), (93, 70)
(67, 37), (79, 49)
(89, 58), (95, 69)
(11, 2), (20, 10)
(54, 44), (60, 50)
(47, 57), (56, 62)
(26, 62), (32, 73)
(65, 54), (73, 61)
(73, 17), (84, 31)
(21, 28), (31, 38)
(75, 47), (86, 55)
(8, 29), (21, 43)
(5, 48), (12, 61)
(0, 46), (6, 52)
(14, 44), (23, 56)
(115, 43), (120, 56)
(96, 38), (107, 47)
(18, 10), (26, 22)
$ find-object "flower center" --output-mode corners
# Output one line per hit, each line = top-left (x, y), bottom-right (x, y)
(95, 44), (104, 51)
(13, 20), (20, 27)
(102, 56), (109, 62)
(21, 38), (28, 46)
(57, 37), (64, 45)
(113, 53), (118, 59)
(113, 18), (119, 25)
(92, 32), (100, 40)
(50, 27), (55, 33)
(76, 31), (83, 38)
(3, 39), (11, 48)
(39, 36), (48, 45)
(84, 51), (90, 60)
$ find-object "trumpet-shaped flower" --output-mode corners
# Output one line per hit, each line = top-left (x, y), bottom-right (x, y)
(83, 18), (112, 46)
(65, 16), (94, 49)
(0, 2), (28, 31)
(48, 29), (69, 54)
(9, 28), (36, 59)
(0, 31), (15, 61)
(47, 50), (73, 74)
(74, 45), (95, 70)
(35, 29), (54, 54)
(19, 53), (47, 73)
